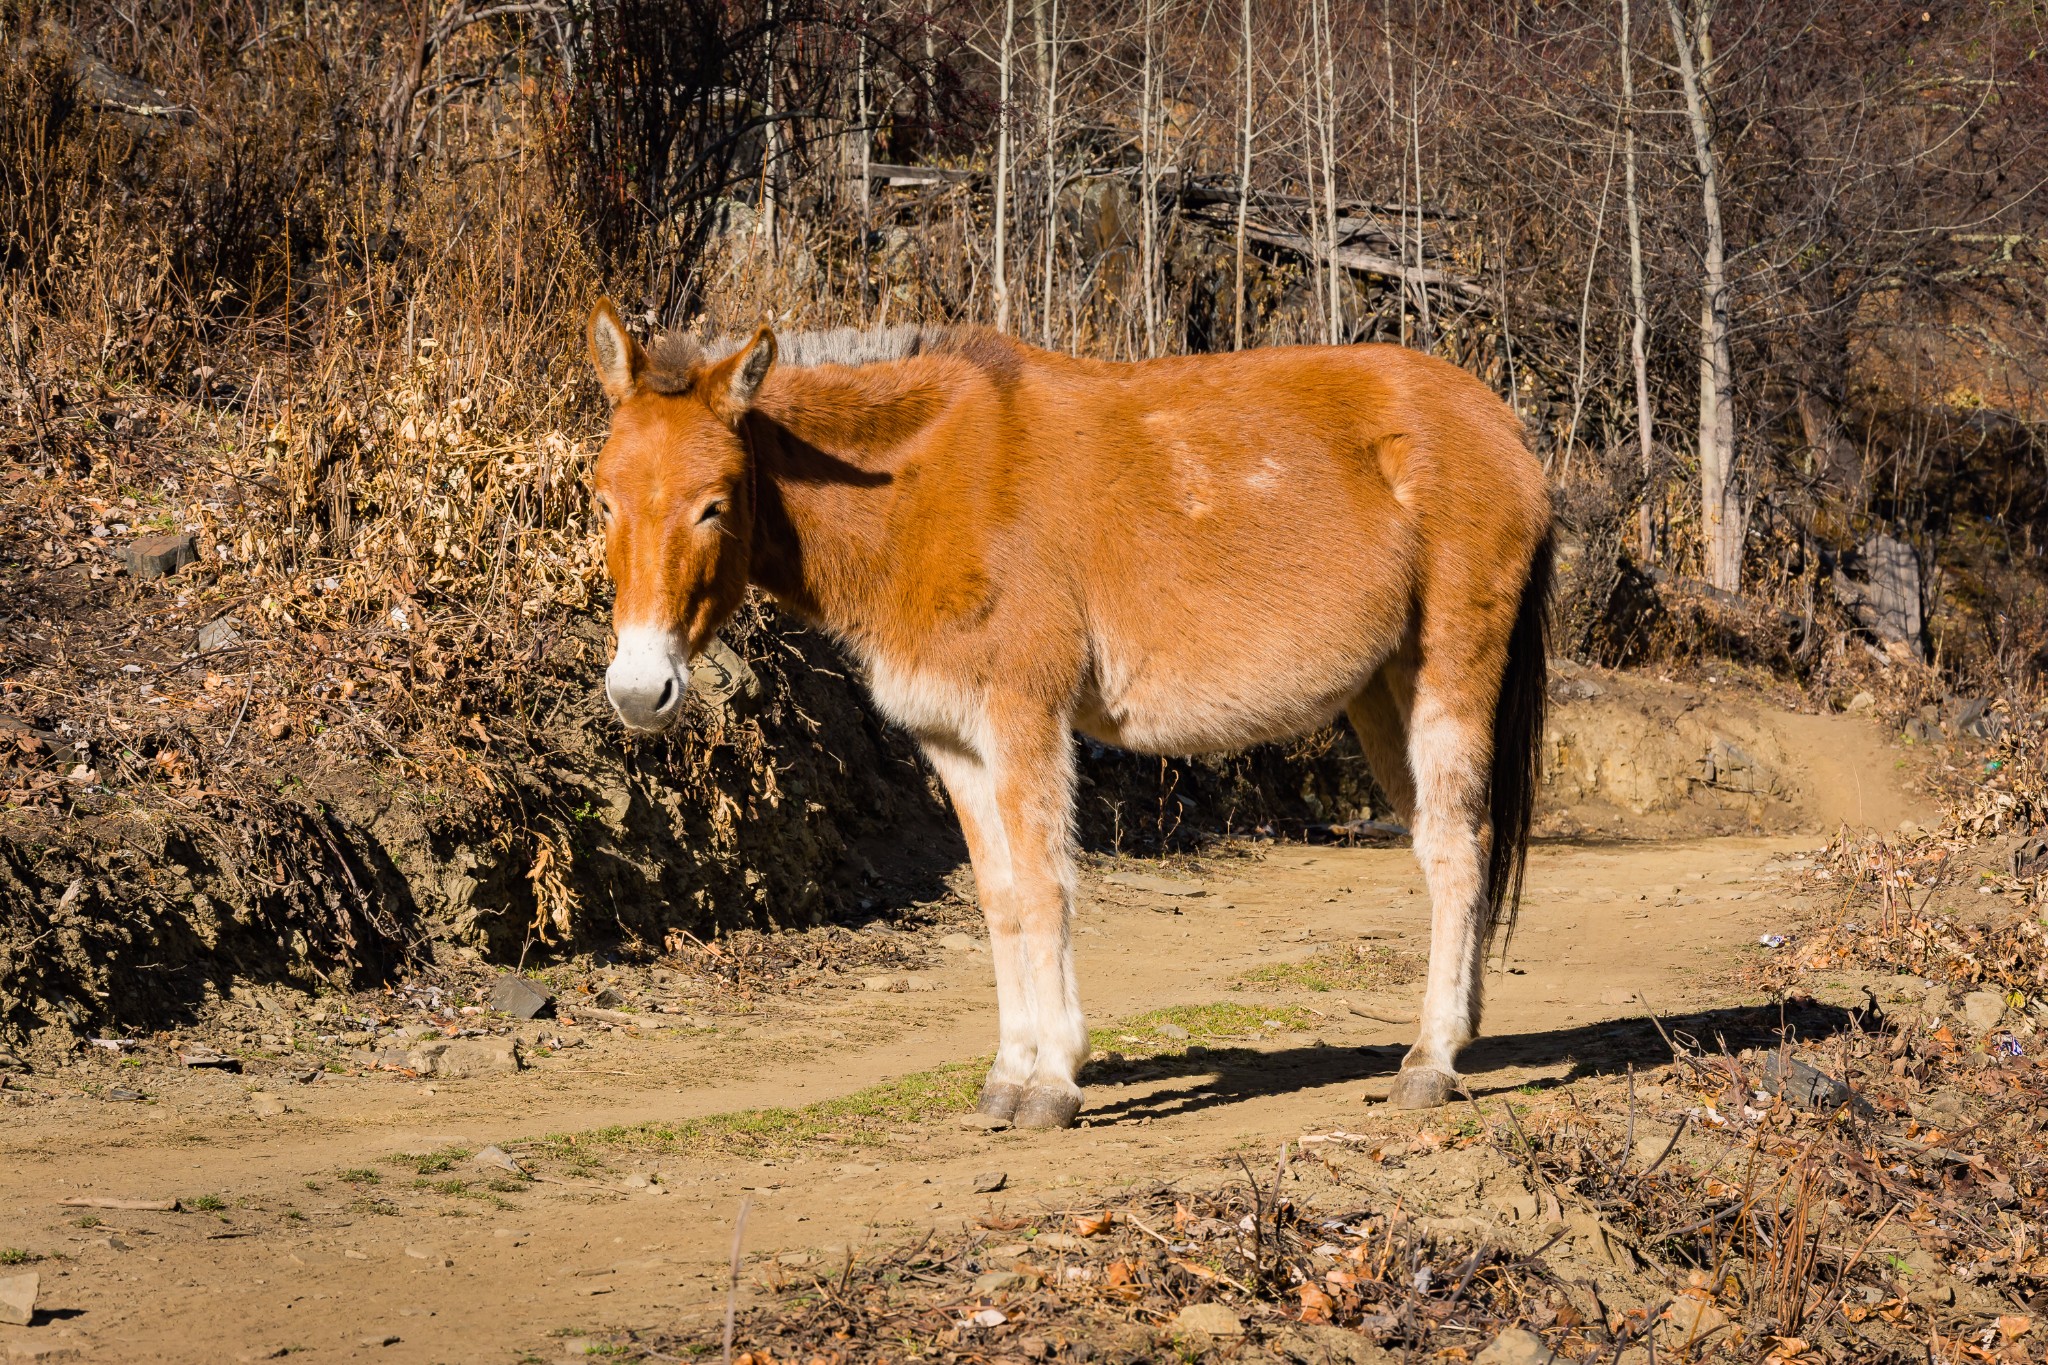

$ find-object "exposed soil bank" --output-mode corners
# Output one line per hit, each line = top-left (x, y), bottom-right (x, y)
(0, 642), (1934, 1048)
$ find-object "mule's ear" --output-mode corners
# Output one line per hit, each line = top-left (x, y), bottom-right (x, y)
(586, 298), (645, 404)
(704, 326), (777, 426)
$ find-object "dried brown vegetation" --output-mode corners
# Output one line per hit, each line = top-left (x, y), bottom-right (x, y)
(0, 0), (2044, 1042)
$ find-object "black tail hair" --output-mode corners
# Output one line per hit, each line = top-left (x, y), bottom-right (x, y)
(1485, 530), (1552, 948)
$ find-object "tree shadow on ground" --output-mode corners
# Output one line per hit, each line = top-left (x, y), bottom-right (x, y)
(1079, 998), (1863, 1125)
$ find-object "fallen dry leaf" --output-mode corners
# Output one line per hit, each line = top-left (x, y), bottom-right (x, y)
(1295, 1280), (1334, 1323)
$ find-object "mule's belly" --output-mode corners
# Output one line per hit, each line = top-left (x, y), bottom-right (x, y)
(1072, 634), (1387, 756)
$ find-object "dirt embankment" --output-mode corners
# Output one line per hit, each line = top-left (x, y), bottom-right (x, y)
(0, 636), (1938, 1051)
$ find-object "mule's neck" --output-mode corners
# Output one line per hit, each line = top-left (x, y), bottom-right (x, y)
(741, 364), (939, 643)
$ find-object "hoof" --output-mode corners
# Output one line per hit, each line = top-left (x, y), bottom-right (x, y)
(1387, 1067), (1458, 1110)
(1013, 1087), (1082, 1130)
(976, 1082), (1022, 1122)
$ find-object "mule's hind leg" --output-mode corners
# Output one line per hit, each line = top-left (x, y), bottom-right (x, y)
(1344, 656), (1418, 828)
(921, 741), (1036, 1121)
(1387, 634), (1506, 1109)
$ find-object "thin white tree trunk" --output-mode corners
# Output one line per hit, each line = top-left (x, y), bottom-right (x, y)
(857, 10), (871, 313)
(1407, 31), (1430, 347)
(994, 0), (1015, 330)
(1668, 0), (1741, 592)
(1383, 0), (1404, 348)
(761, 0), (779, 253)
(1315, 0), (1340, 342)
(1621, 0), (1657, 561)
(1233, 0), (1252, 350)
(1040, 0), (1059, 346)
(1139, 0), (1158, 356)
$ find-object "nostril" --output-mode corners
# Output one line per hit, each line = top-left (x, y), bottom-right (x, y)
(654, 677), (676, 713)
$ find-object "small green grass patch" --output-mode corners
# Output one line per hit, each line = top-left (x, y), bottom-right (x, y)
(528, 1002), (1317, 1164)
(387, 1145), (473, 1175)
(1232, 943), (1422, 994)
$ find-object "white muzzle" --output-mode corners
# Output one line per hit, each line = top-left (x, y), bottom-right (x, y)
(605, 625), (689, 732)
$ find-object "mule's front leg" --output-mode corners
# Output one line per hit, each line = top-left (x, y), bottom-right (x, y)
(995, 716), (1088, 1130)
(923, 743), (1036, 1121)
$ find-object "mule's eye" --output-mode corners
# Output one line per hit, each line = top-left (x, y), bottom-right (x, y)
(594, 495), (613, 528)
(698, 499), (725, 525)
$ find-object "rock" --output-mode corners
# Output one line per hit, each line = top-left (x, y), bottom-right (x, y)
(1833, 533), (1922, 651)
(197, 618), (242, 653)
(1598, 986), (1639, 1007)
(7, 1343), (81, 1362)
(1762, 1052), (1872, 1116)
(1104, 871), (1208, 897)
(1962, 990), (2007, 1033)
(358, 1333), (401, 1347)
(249, 1091), (288, 1117)
(178, 1046), (240, 1071)
(939, 932), (979, 952)
(235, 1349), (291, 1362)
(1660, 1291), (1730, 1345)
(117, 532), (196, 581)
(1475, 1328), (1560, 1363)
(0, 1271), (37, 1325)
(622, 1173), (651, 1189)
(1155, 1023), (1191, 1041)
(958, 1112), (1010, 1132)
(973, 1270), (1033, 1296)
(1172, 1302), (1243, 1336)
(1845, 690), (1875, 714)
(690, 635), (760, 707)
(404, 1247), (450, 1267)
(1947, 697), (2001, 742)
(489, 975), (553, 1020)
(972, 1171), (1007, 1193)
(472, 1145), (527, 1176)
(406, 1036), (520, 1079)
(1268, 1324), (1397, 1365)
(106, 1087), (143, 1102)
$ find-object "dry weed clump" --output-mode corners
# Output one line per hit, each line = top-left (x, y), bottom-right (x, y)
(614, 1179), (1590, 1364)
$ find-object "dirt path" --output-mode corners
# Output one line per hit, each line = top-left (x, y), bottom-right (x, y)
(0, 713), (1937, 1365)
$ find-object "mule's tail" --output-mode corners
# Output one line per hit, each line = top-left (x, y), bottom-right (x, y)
(1485, 530), (1553, 948)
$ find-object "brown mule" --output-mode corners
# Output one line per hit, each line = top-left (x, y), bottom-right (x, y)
(584, 301), (1551, 1128)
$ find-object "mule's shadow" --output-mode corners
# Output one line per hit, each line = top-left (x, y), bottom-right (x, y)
(1079, 998), (1862, 1125)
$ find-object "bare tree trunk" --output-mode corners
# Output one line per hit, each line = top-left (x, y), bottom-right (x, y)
(1233, 0), (1251, 351)
(1622, 0), (1657, 562)
(1039, 0), (1060, 348)
(1313, 0), (1341, 342)
(994, 0), (1015, 331)
(1407, 16), (1431, 349)
(1139, 0), (1158, 356)
(1383, 0), (1405, 349)
(761, 0), (779, 254)
(1668, 0), (1741, 593)
(857, 8), (871, 313)
(1561, 135), (1617, 479)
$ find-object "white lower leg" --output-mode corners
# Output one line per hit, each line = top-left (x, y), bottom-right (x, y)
(921, 742), (1033, 1108)
(1398, 706), (1489, 1094)
(1022, 911), (1087, 1097)
(1406, 813), (1485, 1076)
(986, 914), (1038, 1092)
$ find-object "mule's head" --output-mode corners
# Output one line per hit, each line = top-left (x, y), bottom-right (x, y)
(585, 298), (776, 733)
